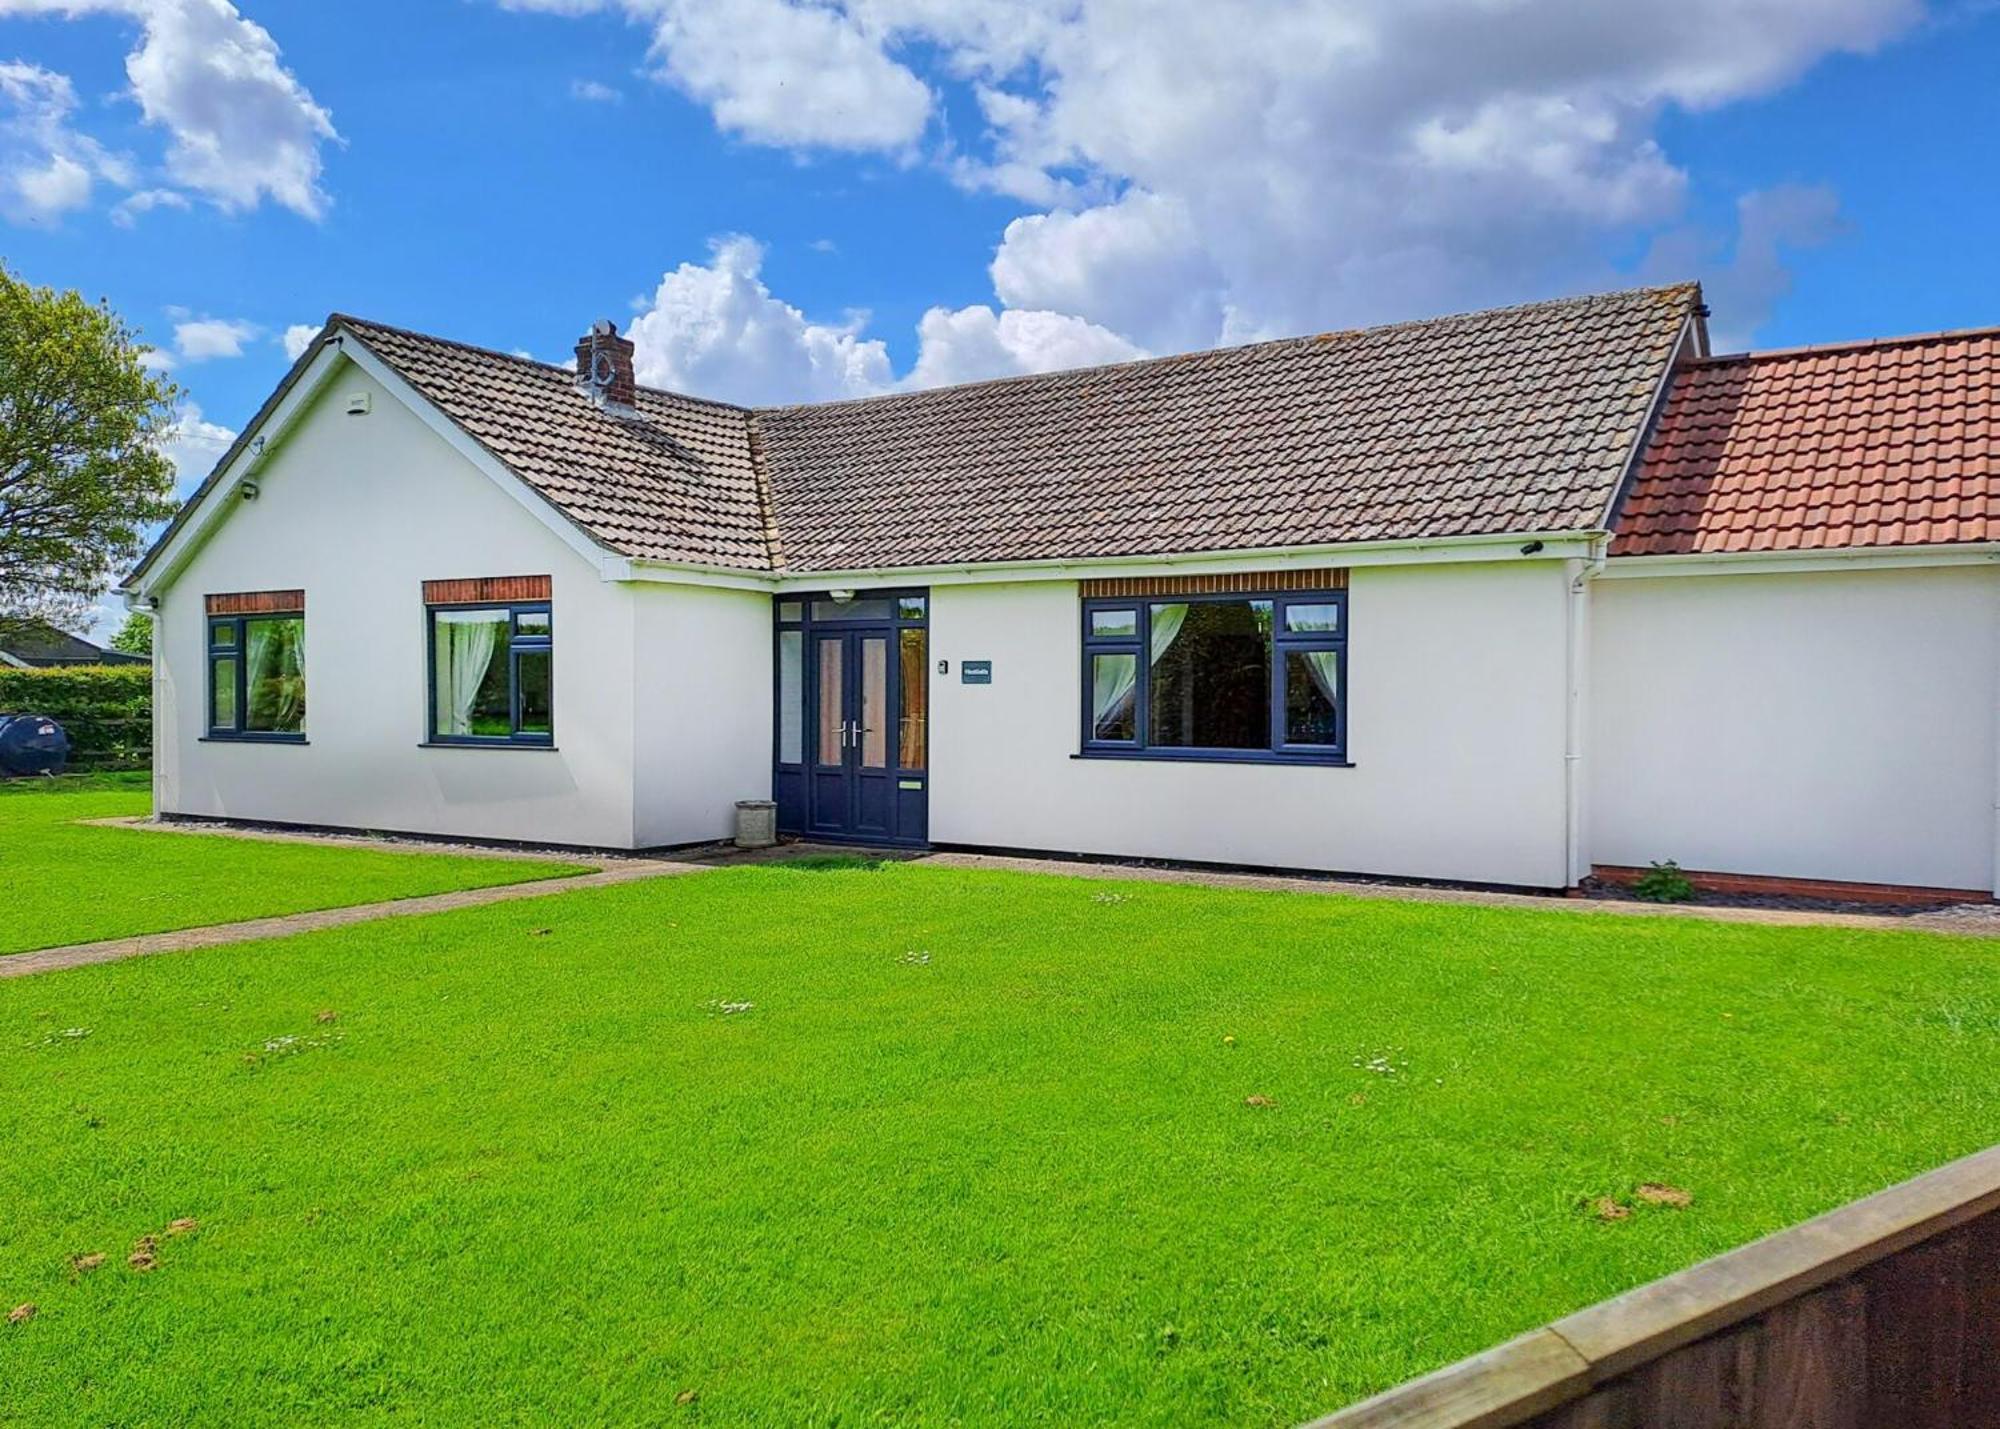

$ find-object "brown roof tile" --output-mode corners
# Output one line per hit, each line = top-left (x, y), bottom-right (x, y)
(340, 317), (771, 570)
(348, 286), (1696, 574)
(1611, 327), (2000, 557)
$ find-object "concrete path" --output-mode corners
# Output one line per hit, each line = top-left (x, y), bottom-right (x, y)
(2, 860), (702, 980)
(13, 816), (1996, 982)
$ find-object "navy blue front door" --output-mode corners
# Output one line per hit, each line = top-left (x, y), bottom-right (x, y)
(774, 593), (928, 846)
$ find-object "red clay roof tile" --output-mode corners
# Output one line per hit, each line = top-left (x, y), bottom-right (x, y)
(1610, 328), (2000, 557)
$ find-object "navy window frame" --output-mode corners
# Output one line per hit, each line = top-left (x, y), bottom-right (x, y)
(1079, 589), (1348, 764)
(206, 613), (306, 743)
(423, 600), (554, 746)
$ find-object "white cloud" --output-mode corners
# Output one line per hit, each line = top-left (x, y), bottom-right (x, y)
(625, 231), (1144, 401)
(109, 185), (189, 226)
(990, 190), (1223, 354)
(905, 304), (1143, 389)
(628, 234), (894, 404)
(157, 399), (236, 494)
(0, 60), (131, 224)
(570, 78), (622, 103)
(513, 0), (1921, 352)
(505, 0), (933, 150)
(173, 315), (257, 361)
(280, 322), (321, 361)
(645, 0), (932, 151)
(0, 0), (338, 219)
(1644, 183), (1847, 351)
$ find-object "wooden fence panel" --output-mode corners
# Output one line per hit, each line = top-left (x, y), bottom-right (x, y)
(1310, 1146), (2000, 1429)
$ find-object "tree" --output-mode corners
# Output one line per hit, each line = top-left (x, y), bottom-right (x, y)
(110, 609), (153, 656)
(0, 261), (178, 642)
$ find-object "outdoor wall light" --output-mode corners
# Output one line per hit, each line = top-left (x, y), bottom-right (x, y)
(829, 588), (856, 602)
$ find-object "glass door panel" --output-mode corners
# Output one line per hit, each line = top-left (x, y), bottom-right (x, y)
(898, 627), (927, 770)
(816, 636), (845, 766)
(859, 636), (888, 768)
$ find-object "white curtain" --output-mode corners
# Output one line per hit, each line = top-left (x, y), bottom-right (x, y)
(1092, 603), (1190, 738)
(245, 620), (275, 713)
(438, 614), (501, 735)
(244, 618), (303, 729)
(1303, 649), (1338, 706)
(1149, 603), (1188, 667)
(1092, 652), (1136, 735)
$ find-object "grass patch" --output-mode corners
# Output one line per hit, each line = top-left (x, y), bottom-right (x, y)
(1, 770), (153, 796)
(1, 865), (1995, 1424)
(0, 786), (590, 955)
(765, 852), (890, 873)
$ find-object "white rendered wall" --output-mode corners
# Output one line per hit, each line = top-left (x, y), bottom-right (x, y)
(154, 360), (640, 847)
(1589, 565), (1999, 891)
(631, 582), (773, 847)
(927, 561), (1576, 887)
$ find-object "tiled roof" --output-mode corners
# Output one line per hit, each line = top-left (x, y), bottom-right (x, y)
(757, 285), (1698, 570)
(346, 286), (1696, 574)
(133, 285), (1701, 586)
(1613, 329), (2000, 557)
(338, 318), (770, 570)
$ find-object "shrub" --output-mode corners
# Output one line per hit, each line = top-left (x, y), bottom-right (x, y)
(1632, 859), (1695, 903)
(0, 664), (151, 771)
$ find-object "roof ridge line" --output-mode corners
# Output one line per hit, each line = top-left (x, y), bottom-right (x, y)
(1702, 322), (2000, 368)
(329, 312), (755, 415)
(750, 281), (1703, 417)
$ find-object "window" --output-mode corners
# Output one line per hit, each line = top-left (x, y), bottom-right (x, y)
(206, 597), (306, 741)
(427, 601), (553, 744)
(1081, 589), (1345, 762)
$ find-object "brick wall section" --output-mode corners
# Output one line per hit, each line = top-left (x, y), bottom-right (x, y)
(421, 575), (552, 605)
(1078, 569), (1348, 598)
(1592, 864), (1991, 907)
(573, 326), (637, 408)
(205, 590), (305, 615)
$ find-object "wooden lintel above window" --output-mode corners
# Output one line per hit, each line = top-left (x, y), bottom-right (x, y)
(422, 575), (552, 605)
(1077, 569), (1347, 599)
(206, 589), (305, 616)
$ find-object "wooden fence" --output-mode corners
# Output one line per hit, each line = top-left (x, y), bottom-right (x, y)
(1308, 1143), (2000, 1429)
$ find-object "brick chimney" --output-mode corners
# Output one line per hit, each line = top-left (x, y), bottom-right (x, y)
(574, 319), (636, 408)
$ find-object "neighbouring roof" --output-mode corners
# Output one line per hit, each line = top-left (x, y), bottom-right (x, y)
(1613, 328), (2000, 557)
(139, 285), (1698, 583)
(0, 622), (147, 668)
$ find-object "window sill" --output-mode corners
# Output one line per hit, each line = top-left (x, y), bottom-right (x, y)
(1072, 749), (1353, 768)
(201, 735), (308, 745)
(419, 741), (559, 751)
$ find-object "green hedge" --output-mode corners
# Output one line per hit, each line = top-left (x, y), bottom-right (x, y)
(0, 664), (152, 771)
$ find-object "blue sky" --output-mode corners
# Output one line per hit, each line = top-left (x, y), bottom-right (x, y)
(3, 0), (1998, 600)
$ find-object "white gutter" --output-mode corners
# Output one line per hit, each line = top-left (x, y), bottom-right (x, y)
(623, 528), (1601, 593)
(1600, 543), (2000, 579)
(1563, 540), (1609, 888)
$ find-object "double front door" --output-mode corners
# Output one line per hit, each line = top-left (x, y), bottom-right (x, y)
(774, 592), (928, 846)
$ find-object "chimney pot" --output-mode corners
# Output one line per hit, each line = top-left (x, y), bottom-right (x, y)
(575, 319), (636, 408)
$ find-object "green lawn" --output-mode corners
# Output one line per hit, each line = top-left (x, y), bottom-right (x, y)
(0, 776), (589, 955)
(2, 857), (1996, 1425)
